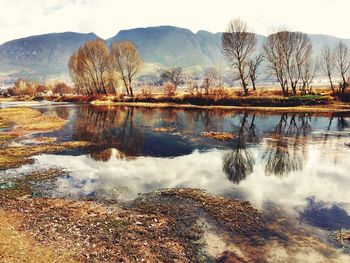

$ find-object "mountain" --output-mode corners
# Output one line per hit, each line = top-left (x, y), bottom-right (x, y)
(1, 26), (350, 82)
(108, 26), (214, 68)
(0, 32), (99, 80)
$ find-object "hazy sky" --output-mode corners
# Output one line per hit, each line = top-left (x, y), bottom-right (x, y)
(0, 0), (349, 44)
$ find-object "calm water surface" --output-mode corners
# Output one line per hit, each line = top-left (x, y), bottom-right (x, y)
(2, 104), (350, 256)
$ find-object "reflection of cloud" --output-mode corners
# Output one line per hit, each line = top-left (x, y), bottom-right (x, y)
(33, 140), (350, 220)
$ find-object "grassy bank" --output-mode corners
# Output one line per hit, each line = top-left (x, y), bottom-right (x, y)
(0, 107), (66, 133)
(91, 100), (350, 113)
(86, 93), (334, 107)
(0, 107), (92, 170)
(86, 93), (350, 113)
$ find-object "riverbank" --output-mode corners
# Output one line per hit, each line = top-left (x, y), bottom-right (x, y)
(3, 93), (350, 113)
(0, 187), (345, 262)
(0, 107), (92, 170)
(91, 100), (350, 113)
(70, 93), (350, 113)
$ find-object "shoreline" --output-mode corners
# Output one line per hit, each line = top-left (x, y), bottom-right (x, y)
(90, 100), (350, 113)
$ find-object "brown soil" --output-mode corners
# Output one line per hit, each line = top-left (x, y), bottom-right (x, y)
(0, 188), (265, 262)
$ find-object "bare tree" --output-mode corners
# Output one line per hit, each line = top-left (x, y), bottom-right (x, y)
(263, 31), (312, 96)
(110, 41), (143, 96)
(248, 54), (264, 90)
(300, 57), (319, 95)
(53, 82), (73, 96)
(202, 67), (219, 95)
(334, 41), (350, 94)
(68, 52), (92, 95)
(286, 32), (312, 95)
(321, 45), (335, 94)
(222, 19), (256, 95)
(263, 31), (289, 96)
(160, 67), (184, 89)
(68, 39), (111, 95)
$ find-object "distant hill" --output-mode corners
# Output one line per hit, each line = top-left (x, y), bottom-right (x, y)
(1, 26), (350, 82)
(0, 32), (99, 80)
(108, 26), (213, 68)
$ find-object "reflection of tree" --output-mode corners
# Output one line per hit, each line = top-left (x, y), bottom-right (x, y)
(184, 109), (227, 134)
(263, 114), (311, 177)
(72, 106), (143, 159)
(327, 113), (349, 132)
(263, 139), (303, 177)
(223, 113), (257, 184)
(325, 113), (349, 164)
(55, 107), (70, 120)
(90, 148), (113, 162)
(109, 107), (143, 156)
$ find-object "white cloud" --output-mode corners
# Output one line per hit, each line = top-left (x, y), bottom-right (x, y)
(0, 0), (349, 43)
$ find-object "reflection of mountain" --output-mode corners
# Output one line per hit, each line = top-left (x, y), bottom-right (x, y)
(300, 197), (350, 231)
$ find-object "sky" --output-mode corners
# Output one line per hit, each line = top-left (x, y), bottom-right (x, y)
(0, 0), (349, 44)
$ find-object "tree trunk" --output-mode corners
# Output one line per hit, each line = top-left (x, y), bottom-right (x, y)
(251, 77), (256, 91)
(328, 74), (334, 95)
(128, 77), (134, 97)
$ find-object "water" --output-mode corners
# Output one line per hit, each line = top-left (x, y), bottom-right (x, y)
(32, 106), (350, 221)
(2, 104), (350, 259)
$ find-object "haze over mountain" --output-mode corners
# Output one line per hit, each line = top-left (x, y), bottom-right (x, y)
(0, 25), (350, 82)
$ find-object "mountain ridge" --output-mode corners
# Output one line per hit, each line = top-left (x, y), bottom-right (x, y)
(1, 26), (350, 82)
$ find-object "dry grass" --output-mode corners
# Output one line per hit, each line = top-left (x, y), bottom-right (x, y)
(201, 131), (237, 141)
(0, 168), (65, 198)
(152, 127), (176, 133)
(334, 230), (350, 246)
(0, 134), (16, 143)
(91, 101), (350, 113)
(0, 108), (66, 133)
(0, 97), (16, 102)
(0, 141), (92, 170)
(0, 211), (78, 263)
(0, 108), (91, 170)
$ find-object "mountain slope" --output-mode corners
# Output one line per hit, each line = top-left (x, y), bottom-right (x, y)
(107, 26), (212, 68)
(0, 32), (99, 79)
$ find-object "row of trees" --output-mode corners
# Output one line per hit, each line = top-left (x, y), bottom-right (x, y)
(66, 20), (350, 97)
(321, 42), (350, 94)
(5, 78), (73, 96)
(222, 18), (350, 96)
(68, 39), (143, 96)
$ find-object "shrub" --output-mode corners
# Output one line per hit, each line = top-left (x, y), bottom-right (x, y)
(163, 82), (176, 97)
(209, 87), (233, 98)
(53, 82), (73, 95)
(140, 86), (153, 98)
